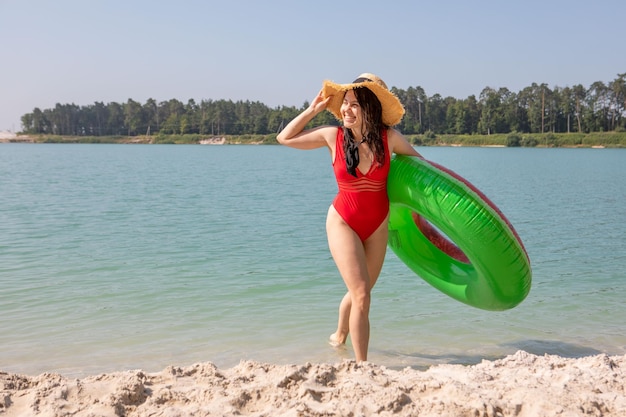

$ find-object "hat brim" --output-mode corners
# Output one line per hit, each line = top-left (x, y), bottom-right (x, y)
(322, 80), (405, 126)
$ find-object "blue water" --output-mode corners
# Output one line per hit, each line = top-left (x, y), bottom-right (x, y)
(1, 144), (625, 377)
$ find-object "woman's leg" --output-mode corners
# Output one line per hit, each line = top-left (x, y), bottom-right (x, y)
(326, 207), (388, 361)
(330, 292), (351, 346)
(330, 227), (388, 345)
(330, 213), (389, 347)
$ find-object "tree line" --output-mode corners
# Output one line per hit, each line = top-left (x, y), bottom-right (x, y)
(21, 73), (625, 137)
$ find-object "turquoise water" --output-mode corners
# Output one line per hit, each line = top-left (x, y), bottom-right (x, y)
(1, 144), (625, 377)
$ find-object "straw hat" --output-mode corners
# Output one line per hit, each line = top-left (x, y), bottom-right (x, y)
(321, 73), (405, 126)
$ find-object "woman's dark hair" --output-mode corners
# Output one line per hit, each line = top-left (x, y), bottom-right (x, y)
(343, 87), (387, 176)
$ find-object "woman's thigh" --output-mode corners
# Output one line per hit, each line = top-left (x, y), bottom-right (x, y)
(326, 206), (369, 292)
(363, 216), (389, 289)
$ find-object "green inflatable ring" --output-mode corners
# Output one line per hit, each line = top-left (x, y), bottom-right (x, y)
(387, 155), (532, 311)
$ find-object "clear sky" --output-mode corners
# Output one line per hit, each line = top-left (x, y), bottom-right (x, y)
(2, 0), (625, 132)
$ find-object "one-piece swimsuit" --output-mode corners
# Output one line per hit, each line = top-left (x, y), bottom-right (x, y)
(332, 127), (390, 242)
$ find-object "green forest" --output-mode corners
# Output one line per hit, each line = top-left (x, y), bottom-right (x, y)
(20, 73), (626, 147)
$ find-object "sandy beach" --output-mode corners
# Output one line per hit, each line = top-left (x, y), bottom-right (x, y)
(0, 132), (33, 143)
(1, 351), (624, 416)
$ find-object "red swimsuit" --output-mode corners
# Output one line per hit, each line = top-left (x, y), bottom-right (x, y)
(332, 127), (390, 242)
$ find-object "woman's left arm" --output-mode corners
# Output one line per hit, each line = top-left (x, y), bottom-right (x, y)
(388, 128), (422, 157)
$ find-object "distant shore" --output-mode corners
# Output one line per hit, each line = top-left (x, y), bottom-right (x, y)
(1, 131), (624, 147)
(0, 132), (33, 143)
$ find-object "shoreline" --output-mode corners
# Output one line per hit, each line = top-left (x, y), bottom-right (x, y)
(2, 351), (625, 416)
(0, 137), (621, 149)
(1, 131), (624, 148)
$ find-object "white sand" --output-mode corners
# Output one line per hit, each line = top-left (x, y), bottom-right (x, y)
(1, 350), (625, 416)
(0, 131), (33, 142)
(0, 131), (17, 140)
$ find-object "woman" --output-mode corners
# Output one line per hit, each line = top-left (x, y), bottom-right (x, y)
(276, 73), (422, 362)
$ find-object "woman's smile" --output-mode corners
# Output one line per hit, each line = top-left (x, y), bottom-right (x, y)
(341, 90), (362, 128)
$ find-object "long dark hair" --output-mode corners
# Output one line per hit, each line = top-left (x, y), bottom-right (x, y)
(343, 87), (388, 177)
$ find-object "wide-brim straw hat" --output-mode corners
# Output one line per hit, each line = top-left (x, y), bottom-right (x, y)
(321, 73), (405, 126)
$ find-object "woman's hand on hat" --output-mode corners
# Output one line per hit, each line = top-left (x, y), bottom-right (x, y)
(309, 89), (331, 115)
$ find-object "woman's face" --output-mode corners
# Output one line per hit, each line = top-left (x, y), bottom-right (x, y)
(340, 90), (362, 130)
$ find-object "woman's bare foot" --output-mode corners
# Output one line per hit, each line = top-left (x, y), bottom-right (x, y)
(329, 332), (346, 347)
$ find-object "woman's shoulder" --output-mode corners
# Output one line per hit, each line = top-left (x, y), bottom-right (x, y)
(311, 125), (338, 136)
(386, 128), (421, 157)
(319, 125), (341, 141)
(309, 125), (340, 149)
(385, 127), (401, 146)
(385, 127), (401, 138)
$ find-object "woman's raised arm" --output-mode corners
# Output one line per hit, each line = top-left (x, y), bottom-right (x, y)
(276, 90), (334, 150)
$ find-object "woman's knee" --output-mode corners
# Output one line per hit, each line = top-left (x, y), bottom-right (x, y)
(351, 289), (371, 313)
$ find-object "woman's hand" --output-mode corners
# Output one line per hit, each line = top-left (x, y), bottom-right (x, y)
(276, 89), (333, 149)
(309, 90), (331, 115)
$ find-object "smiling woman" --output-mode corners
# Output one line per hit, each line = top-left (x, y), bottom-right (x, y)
(276, 73), (421, 363)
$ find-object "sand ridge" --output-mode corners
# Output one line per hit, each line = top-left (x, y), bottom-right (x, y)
(1, 351), (625, 416)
